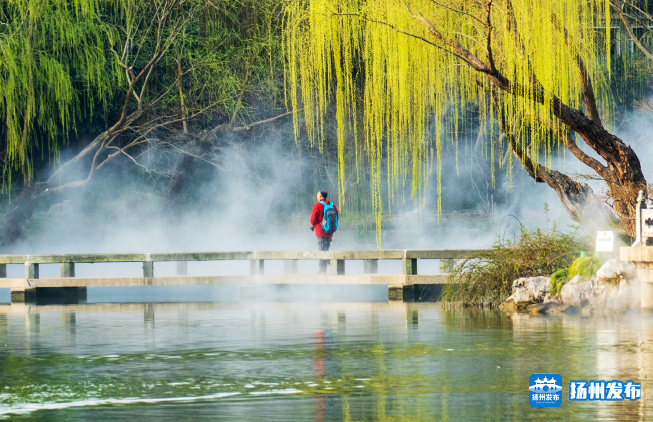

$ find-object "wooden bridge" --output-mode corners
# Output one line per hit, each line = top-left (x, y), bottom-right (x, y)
(0, 250), (483, 302)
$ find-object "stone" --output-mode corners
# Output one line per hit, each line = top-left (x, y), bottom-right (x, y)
(560, 276), (593, 308)
(616, 261), (637, 281)
(602, 278), (639, 312)
(563, 276), (640, 314)
(527, 300), (565, 316)
(499, 299), (529, 312)
(597, 259), (618, 280)
(506, 276), (550, 304)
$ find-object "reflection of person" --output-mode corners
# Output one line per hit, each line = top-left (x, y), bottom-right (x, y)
(310, 190), (339, 274)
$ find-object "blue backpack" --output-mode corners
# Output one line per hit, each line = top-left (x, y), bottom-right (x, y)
(320, 201), (338, 234)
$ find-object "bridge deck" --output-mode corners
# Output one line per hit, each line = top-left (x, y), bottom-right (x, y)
(0, 249), (483, 302)
(0, 249), (482, 264)
(0, 274), (449, 289)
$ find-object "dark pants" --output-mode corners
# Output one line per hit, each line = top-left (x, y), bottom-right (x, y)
(318, 237), (332, 273)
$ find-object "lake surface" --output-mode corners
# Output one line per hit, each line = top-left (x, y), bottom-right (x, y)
(0, 289), (650, 420)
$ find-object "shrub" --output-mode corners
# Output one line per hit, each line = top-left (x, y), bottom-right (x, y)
(568, 256), (603, 279)
(443, 226), (590, 305)
(550, 268), (570, 295)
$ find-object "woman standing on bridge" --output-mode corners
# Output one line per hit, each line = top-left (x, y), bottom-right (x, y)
(310, 190), (339, 274)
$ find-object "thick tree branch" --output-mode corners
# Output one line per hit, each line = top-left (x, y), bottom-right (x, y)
(491, 90), (602, 224)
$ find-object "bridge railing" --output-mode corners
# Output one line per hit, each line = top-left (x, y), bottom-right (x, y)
(0, 250), (484, 278)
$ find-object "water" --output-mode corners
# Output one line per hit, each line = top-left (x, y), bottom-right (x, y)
(0, 294), (650, 420)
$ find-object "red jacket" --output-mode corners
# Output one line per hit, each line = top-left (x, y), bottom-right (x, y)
(311, 200), (339, 237)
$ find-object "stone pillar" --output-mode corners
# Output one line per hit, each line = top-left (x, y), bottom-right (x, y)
(250, 259), (264, 275)
(330, 259), (345, 275)
(364, 259), (378, 274)
(25, 263), (39, 279)
(61, 262), (75, 277)
(403, 258), (417, 275)
(388, 285), (403, 301)
(0, 264), (6, 278)
(143, 261), (154, 278)
(176, 261), (188, 276)
(638, 264), (653, 310)
(621, 247), (653, 310)
(283, 260), (298, 274)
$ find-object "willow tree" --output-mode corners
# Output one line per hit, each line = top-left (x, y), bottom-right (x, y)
(2, 0), (289, 242)
(285, 0), (648, 239)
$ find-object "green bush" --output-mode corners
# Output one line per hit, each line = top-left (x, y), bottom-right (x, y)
(568, 256), (603, 279)
(550, 268), (570, 295)
(443, 226), (590, 305)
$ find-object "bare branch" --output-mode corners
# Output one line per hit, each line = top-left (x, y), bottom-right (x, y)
(614, 3), (653, 62)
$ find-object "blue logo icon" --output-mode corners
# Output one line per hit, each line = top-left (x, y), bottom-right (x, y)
(529, 374), (562, 407)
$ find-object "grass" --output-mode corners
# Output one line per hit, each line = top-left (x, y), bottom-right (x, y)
(550, 268), (570, 295)
(443, 226), (591, 306)
(568, 256), (603, 279)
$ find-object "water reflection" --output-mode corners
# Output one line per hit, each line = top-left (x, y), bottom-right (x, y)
(0, 302), (650, 420)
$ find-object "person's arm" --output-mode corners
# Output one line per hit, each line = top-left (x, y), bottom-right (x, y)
(310, 203), (320, 227)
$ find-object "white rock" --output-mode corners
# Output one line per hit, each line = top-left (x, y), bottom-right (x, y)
(597, 259), (618, 280)
(560, 276), (593, 307)
(617, 261), (637, 281)
(506, 276), (550, 304)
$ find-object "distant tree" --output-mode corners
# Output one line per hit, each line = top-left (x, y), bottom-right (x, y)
(285, 0), (653, 239)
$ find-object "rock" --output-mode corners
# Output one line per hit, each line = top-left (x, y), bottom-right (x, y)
(581, 306), (594, 317)
(566, 276), (640, 313)
(527, 300), (565, 316)
(617, 261), (637, 281)
(562, 305), (579, 315)
(499, 299), (517, 312)
(499, 298), (528, 312)
(560, 276), (593, 307)
(597, 259), (618, 280)
(596, 259), (637, 282)
(603, 278), (639, 312)
(506, 276), (550, 303)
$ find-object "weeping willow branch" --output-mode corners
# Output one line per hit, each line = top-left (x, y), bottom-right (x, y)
(285, 0), (647, 238)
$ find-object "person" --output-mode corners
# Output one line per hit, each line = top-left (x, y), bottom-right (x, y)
(310, 190), (339, 274)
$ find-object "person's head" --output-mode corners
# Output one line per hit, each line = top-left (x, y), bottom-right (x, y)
(317, 190), (327, 201)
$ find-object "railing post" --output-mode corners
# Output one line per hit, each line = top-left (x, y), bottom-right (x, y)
(364, 259), (378, 274)
(250, 259), (264, 275)
(176, 261), (187, 276)
(283, 260), (298, 274)
(61, 262), (75, 277)
(25, 262), (39, 279)
(142, 253), (153, 277)
(402, 258), (417, 275)
(143, 262), (154, 278)
(0, 264), (6, 278)
(330, 259), (345, 275)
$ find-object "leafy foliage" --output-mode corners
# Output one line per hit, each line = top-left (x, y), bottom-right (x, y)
(0, 0), (286, 189)
(443, 227), (590, 304)
(550, 268), (570, 295)
(568, 256), (603, 279)
(284, 0), (653, 243)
